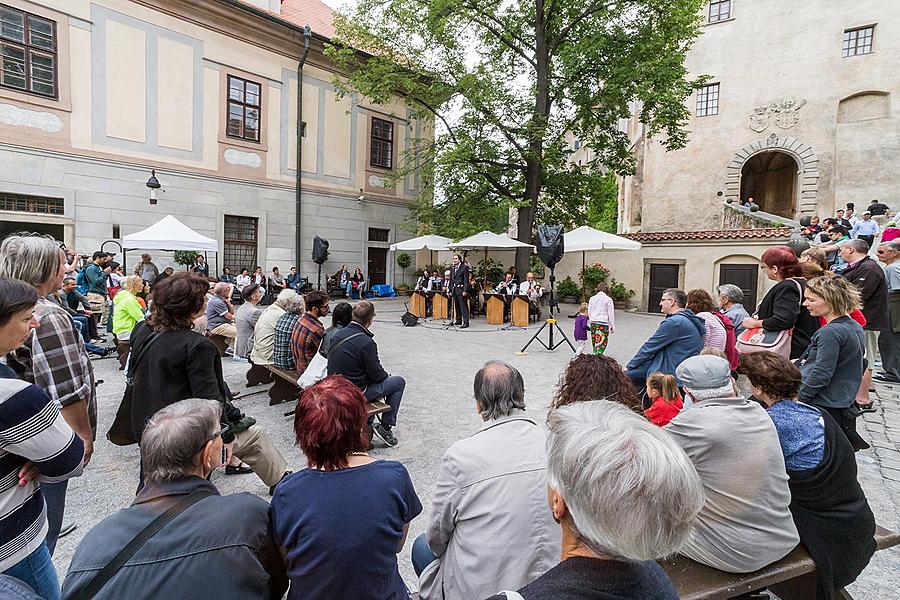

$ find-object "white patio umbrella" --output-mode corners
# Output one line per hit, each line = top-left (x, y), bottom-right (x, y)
(563, 226), (641, 299)
(389, 234), (452, 271)
(450, 231), (535, 288)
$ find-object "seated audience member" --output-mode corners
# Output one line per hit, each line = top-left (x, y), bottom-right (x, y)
(798, 275), (868, 449)
(414, 362), (560, 600)
(234, 284), (264, 361)
(716, 284), (750, 337)
(192, 254), (210, 278)
(270, 376), (421, 600)
(235, 268), (251, 292)
(327, 301), (405, 447)
(334, 265), (351, 294)
(487, 401), (704, 600)
(552, 354), (642, 413)
(126, 273), (289, 493)
(217, 266), (236, 285)
(318, 301), (352, 357)
(291, 290), (329, 375)
(63, 399), (288, 599)
(739, 352), (876, 599)
(625, 288), (704, 393)
(60, 276), (99, 342)
(686, 289), (727, 352)
(271, 267), (287, 293)
(250, 289), (301, 366)
(665, 355), (799, 572)
(273, 294), (305, 371)
(350, 268), (367, 297)
(286, 266), (303, 291)
(204, 282), (237, 348)
(0, 279), (84, 600)
(643, 372), (683, 427)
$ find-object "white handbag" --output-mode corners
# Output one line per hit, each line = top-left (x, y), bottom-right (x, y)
(297, 350), (327, 389)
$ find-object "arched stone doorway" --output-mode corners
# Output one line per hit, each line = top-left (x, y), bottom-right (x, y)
(740, 151), (798, 218)
(723, 135), (819, 218)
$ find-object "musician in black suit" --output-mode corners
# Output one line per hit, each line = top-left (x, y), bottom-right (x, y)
(450, 254), (470, 328)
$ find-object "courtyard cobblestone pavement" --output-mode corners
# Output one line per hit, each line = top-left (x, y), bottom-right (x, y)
(51, 299), (900, 597)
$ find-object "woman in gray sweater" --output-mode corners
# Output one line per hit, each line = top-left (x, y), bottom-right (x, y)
(797, 276), (868, 450)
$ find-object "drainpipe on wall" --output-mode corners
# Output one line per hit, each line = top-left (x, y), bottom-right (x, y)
(296, 25), (312, 269)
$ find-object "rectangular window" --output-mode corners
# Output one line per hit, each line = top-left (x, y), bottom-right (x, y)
(0, 191), (63, 214)
(843, 25), (875, 57)
(370, 117), (393, 169)
(707, 0), (731, 23)
(696, 83), (719, 117)
(0, 4), (57, 97)
(368, 227), (389, 242)
(223, 215), (258, 272)
(226, 75), (261, 142)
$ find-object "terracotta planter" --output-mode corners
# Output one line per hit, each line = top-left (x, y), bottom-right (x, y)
(560, 296), (578, 304)
(613, 300), (626, 309)
(396, 289), (411, 296)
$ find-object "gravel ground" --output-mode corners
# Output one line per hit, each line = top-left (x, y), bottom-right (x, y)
(51, 299), (899, 597)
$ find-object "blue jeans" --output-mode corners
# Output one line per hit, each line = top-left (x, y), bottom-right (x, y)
(3, 543), (60, 600)
(364, 376), (405, 427)
(71, 316), (90, 343)
(411, 534), (438, 577)
(41, 480), (67, 556)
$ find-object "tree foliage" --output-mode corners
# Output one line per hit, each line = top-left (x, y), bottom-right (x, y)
(326, 0), (705, 270)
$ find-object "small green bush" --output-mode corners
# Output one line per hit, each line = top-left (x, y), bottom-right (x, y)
(173, 250), (199, 267)
(608, 279), (635, 302)
(556, 276), (580, 298)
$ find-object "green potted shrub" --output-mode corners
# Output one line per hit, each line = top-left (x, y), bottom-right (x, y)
(173, 250), (199, 270)
(608, 279), (635, 309)
(556, 276), (580, 303)
(396, 252), (412, 287)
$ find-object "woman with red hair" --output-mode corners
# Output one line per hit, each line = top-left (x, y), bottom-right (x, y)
(741, 246), (819, 359)
(270, 375), (422, 600)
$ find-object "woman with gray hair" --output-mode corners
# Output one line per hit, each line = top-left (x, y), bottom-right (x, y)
(0, 234), (96, 556)
(63, 399), (288, 599)
(715, 283), (749, 336)
(488, 400), (703, 600)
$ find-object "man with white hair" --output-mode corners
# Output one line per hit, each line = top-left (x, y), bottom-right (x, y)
(204, 282), (237, 347)
(665, 355), (799, 573)
(63, 399), (288, 598)
(415, 362), (560, 600)
(487, 400), (704, 600)
(250, 289), (302, 366)
(716, 284), (749, 337)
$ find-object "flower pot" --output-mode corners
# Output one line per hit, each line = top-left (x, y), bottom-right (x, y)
(613, 300), (626, 310)
(560, 296), (578, 304)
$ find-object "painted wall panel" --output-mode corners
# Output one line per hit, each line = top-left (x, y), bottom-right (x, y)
(323, 90), (351, 178)
(105, 21), (145, 142)
(157, 37), (194, 151)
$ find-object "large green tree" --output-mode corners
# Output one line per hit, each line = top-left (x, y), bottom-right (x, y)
(327, 0), (705, 271)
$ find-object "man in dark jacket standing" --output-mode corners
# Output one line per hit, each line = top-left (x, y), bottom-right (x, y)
(327, 301), (405, 446)
(840, 239), (888, 412)
(450, 254), (470, 328)
(625, 288), (705, 394)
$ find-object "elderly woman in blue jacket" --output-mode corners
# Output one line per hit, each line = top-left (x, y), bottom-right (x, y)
(625, 288), (705, 399)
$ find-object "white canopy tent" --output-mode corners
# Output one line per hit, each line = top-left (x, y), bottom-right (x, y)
(450, 231), (535, 288)
(122, 215), (219, 274)
(563, 226), (641, 300)
(389, 234), (452, 272)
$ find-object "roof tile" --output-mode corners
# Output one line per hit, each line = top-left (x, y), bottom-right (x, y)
(622, 228), (793, 242)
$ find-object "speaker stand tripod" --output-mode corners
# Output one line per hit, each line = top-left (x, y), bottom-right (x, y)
(516, 269), (574, 354)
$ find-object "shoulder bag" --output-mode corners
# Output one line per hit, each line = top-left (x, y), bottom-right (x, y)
(72, 489), (212, 600)
(735, 278), (803, 360)
(106, 329), (161, 446)
(298, 331), (366, 390)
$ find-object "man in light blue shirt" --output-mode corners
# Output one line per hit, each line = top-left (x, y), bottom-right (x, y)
(851, 211), (880, 250)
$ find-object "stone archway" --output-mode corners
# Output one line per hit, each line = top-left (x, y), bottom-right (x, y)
(740, 151), (798, 218)
(724, 134), (819, 218)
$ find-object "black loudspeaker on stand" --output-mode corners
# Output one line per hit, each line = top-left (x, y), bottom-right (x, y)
(400, 301), (419, 327)
(312, 236), (329, 290)
(518, 225), (575, 355)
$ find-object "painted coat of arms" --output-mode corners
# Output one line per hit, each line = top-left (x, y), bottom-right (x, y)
(749, 98), (807, 133)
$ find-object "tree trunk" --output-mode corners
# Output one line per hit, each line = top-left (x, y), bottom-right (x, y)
(515, 0), (551, 276)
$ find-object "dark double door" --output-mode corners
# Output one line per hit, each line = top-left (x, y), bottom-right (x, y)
(367, 247), (387, 286)
(648, 264), (680, 313)
(719, 264), (759, 313)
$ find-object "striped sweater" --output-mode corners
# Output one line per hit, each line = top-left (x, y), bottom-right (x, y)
(0, 378), (83, 571)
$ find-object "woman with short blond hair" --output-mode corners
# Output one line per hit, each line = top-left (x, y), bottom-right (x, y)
(113, 274), (148, 369)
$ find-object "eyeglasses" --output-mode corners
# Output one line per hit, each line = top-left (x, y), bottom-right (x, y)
(660, 298), (674, 303)
(206, 424), (232, 444)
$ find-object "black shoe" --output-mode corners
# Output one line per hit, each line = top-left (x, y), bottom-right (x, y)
(454, 321), (462, 325)
(58, 522), (78, 538)
(872, 373), (900, 383)
(225, 463), (254, 475)
(372, 424), (398, 447)
(269, 471), (293, 496)
(856, 401), (878, 414)
(460, 323), (469, 329)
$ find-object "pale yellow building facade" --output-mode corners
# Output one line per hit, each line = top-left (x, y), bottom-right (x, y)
(0, 0), (429, 282)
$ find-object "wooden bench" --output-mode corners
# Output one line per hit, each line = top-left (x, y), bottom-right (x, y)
(283, 399), (391, 420)
(245, 362), (274, 387)
(206, 333), (229, 357)
(661, 525), (900, 599)
(264, 364), (301, 406)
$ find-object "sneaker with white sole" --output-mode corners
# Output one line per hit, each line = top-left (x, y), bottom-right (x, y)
(372, 424), (398, 447)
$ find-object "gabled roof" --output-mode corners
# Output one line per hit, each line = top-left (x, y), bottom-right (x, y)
(233, 0), (336, 38)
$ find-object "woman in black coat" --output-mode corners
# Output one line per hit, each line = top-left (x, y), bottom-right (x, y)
(742, 246), (819, 359)
(127, 272), (288, 490)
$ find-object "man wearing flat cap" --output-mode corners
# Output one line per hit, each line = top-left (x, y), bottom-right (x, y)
(664, 355), (799, 574)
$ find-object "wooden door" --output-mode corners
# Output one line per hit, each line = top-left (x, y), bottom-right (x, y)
(648, 264), (680, 313)
(719, 264), (759, 313)
(367, 247), (387, 285)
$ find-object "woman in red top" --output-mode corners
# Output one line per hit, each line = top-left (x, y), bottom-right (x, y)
(643, 372), (683, 427)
